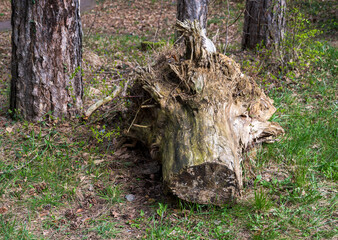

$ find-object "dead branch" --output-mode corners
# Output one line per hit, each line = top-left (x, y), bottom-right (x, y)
(84, 86), (122, 119)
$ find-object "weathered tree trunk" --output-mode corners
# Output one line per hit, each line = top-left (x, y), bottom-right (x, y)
(177, 0), (209, 31)
(10, 0), (83, 121)
(177, 1), (215, 58)
(242, 0), (286, 50)
(129, 20), (284, 205)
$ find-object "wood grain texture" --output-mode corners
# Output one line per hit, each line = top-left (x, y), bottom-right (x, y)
(129, 21), (284, 205)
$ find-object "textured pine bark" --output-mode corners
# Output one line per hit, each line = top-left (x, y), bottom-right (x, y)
(242, 0), (286, 50)
(10, 0), (83, 121)
(177, 0), (209, 31)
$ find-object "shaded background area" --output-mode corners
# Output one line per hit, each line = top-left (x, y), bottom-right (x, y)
(0, 0), (96, 31)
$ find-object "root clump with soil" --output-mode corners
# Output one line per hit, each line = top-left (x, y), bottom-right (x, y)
(126, 20), (284, 205)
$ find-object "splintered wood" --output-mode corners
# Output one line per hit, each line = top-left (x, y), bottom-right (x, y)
(129, 20), (284, 205)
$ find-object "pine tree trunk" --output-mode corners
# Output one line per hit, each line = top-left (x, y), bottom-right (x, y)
(177, 0), (209, 31)
(10, 0), (83, 121)
(242, 0), (286, 50)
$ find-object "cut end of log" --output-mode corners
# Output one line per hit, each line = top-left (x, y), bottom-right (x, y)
(168, 162), (239, 205)
(127, 20), (284, 205)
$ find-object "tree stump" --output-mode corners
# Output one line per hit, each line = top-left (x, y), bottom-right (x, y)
(129, 20), (284, 205)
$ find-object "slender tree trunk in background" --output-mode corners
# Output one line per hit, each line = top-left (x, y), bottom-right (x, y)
(177, 0), (211, 58)
(177, 0), (209, 31)
(242, 0), (286, 50)
(10, 0), (83, 122)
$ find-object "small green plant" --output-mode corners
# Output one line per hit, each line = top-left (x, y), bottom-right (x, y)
(294, 160), (308, 188)
(253, 175), (272, 211)
(91, 125), (120, 143)
(156, 202), (168, 222)
(89, 221), (120, 239)
(97, 185), (123, 204)
(253, 187), (272, 211)
(245, 7), (325, 79)
(278, 8), (324, 73)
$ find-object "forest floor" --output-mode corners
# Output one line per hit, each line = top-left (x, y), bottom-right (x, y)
(0, 0), (337, 239)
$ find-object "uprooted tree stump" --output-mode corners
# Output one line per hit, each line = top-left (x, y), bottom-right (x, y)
(128, 20), (284, 205)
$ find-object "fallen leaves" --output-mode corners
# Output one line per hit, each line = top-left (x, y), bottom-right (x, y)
(76, 208), (85, 213)
(93, 159), (105, 165)
(29, 182), (48, 195)
(0, 1), (10, 22)
(82, 0), (176, 40)
(110, 205), (136, 221)
(5, 126), (12, 133)
(65, 209), (77, 221)
(0, 206), (8, 214)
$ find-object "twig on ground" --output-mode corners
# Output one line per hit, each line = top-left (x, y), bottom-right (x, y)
(84, 86), (123, 119)
(228, 7), (245, 28)
(85, 7), (99, 39)
(127, 98), (152, 133)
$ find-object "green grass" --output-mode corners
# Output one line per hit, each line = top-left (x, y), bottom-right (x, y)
(291, 0), (338, 34)
(260, 44), (337, 182)
(0, 121), (125, 239)
(1, 41), (336, 240)
(136, 41), (337, 240)
(0, 215), (39, 240)
(0, 0), (337, 239)
(86, 221), (121, 239)
(84, 32), (152, 64)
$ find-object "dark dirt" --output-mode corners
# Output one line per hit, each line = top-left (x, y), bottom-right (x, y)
(0, 0), (96, 31)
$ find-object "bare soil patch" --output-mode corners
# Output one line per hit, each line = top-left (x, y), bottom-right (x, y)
(0, 0), (10, 22)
